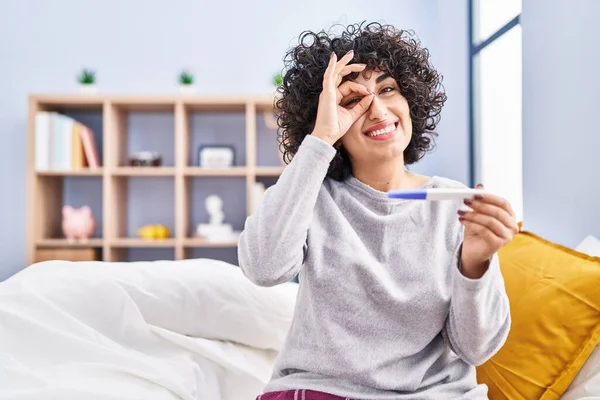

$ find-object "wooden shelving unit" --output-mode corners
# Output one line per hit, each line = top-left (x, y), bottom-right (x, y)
(26, 94), (283, 266)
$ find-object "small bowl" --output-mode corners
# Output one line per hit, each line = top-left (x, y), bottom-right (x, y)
(128, 151), (162, 167)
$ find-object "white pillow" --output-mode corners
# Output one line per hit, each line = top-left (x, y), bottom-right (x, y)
(576, 235), (600, 257)
(562, 345), (600, 399)
(16, 258), (298, 351)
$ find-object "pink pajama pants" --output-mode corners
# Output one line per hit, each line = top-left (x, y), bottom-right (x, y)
(257, 389), (350, 400)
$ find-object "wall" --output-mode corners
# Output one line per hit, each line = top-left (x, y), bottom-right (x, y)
(0, 0), (469, 280)
(521, 0), (600, 247)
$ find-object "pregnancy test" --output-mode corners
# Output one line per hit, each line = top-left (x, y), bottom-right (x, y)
(387, 188), (488, 200)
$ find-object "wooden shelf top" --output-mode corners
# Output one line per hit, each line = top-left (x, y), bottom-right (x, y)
(29, 94), (275, 110)
(184, 167), (247, 176)
(112, 167), (176, 176)
(183, 237), (239, 248)
(36, 168), (104, 177)
(36, 238), (104, 247)
(256, 166), (285, 176)
(111, 238), (176, 247)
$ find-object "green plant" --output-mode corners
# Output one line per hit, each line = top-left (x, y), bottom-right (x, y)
(77, 69), (96, 85)
(179, 70), (194, 85)
(272, 72), (283, 86)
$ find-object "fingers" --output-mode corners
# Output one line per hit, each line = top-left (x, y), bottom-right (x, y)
(474, 183), (515, 217)
(335, 64), (367, 86)
(334, 50), (356, 75)
(323, 51), (338, 84)
(346, 91), (375, 121)
(320, 49), (373, 122)
(323, 50), (357, 90)
(322, 53), (338, 92)
(337, 81), (371, 101)
(460, 219), (507, 249)
(340, 63), (366, 75)
(459, 184), (519, 242)
(462, 198), (517, 235)
(334, 80), (373, 122)
(458, 208), (514, 241)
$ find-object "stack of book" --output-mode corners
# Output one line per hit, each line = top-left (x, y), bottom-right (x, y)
(34, 111), (100, 171)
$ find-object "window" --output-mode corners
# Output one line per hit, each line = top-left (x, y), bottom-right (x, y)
(470, 0), (523, 221)
(473, 0), (522, 42)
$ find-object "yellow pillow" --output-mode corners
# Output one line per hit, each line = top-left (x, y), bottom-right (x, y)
(476, 230), (600, 400)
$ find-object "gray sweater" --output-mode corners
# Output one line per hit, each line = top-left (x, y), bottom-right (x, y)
(238, 135), (511, 399)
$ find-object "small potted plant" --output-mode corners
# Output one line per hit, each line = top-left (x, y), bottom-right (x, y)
(178, 70), (195, 94)
(77, 68), (97, 94)
(271, 71), (284, 102)
(263, 72), (284, 130)
(272, 72), (283, 87)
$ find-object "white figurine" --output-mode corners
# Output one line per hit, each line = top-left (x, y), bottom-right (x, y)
(205, 195), (224, 225)
(196, 194), (236, 241)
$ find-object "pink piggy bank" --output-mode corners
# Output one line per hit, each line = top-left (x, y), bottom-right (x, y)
(62, 205), (96, 241)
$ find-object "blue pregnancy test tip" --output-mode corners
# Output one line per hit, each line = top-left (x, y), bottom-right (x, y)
(387, 189), (427, 199)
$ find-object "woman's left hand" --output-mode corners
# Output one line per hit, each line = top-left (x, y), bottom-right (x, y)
(458, 184), (519, 278)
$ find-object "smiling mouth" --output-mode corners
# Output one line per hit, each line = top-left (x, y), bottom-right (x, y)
(364, 122), (398, 138)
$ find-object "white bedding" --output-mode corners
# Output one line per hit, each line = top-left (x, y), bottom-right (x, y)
(1, 255), (598, 400)
(0, 259), (298, 400)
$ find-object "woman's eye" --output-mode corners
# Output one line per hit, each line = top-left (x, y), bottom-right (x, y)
(380, 86), (396, 94)
(343, 97), (361, 107)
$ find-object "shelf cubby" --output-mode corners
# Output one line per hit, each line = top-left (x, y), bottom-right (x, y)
(31, 173), (105, 261)
(106, 174), (175, 262)
(186, 176), (246, 237)
(185, 103), (247, 168)
(63, 175), (104, 237)
(33, 99), (105, 170)
(108, 101), (176, 169)
(108, 175), (175, 235)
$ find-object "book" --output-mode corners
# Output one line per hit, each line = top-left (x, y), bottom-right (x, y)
(34, 111), (100, 171)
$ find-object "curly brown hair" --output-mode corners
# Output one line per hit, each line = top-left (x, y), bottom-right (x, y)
(274, 21), (447, 181)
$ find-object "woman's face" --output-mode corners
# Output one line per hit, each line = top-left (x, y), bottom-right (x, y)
(339, 70), (412, 166)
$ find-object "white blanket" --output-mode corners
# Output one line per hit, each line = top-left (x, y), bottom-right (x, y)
(0, 259), (298, 400)
(5, 258), (597, 400)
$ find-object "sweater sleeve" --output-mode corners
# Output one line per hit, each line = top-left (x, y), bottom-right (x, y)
(237, 135), (337, 287)
(443, 250), (512, 366)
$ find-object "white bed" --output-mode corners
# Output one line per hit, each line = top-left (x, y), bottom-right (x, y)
(0, 251), (598, 400)
(0, 258), (298, 400)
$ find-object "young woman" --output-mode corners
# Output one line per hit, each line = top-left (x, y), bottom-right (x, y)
(238, 22), (518, 400)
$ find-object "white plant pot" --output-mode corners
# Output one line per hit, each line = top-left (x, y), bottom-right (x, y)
(78, 84), (98, 94)
(179, 85), (196, 94)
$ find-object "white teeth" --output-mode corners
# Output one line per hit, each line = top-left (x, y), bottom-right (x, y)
(366, 124), (396, 137)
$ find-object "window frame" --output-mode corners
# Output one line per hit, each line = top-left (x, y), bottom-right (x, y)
(468, 0), (521, 187)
